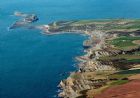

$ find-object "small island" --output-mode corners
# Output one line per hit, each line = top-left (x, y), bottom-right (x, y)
(47, 19), (140, 98)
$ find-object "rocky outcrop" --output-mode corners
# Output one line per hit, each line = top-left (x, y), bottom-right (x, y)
(58, 31), (116, 97)
(9, 11), (39, 30)
(59, 72), (108, 98)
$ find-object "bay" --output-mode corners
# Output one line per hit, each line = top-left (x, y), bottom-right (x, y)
(0, 0), (140, 98)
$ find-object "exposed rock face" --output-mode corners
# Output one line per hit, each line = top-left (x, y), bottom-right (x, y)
(56, 20), (140, 98)
(58, 31), (116, 98)
(83, 40), (92, 49)
(59, 77), (80, 98)
(59, 72), (108, 98)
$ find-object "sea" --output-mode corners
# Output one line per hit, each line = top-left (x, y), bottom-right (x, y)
(0, 0), (140, 98)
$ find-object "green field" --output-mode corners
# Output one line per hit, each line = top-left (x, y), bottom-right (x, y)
(109, 36), (140, 50)
(100, 54), (140, 61)
(116, 69), (140, 74)
(108, 69), (140, 86)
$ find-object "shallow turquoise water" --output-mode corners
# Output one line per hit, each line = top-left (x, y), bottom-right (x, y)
(1, 0), (140, 98)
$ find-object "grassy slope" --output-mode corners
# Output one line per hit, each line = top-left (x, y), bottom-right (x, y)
(70, 19), (140, 30)
(108, 36), (140, 50)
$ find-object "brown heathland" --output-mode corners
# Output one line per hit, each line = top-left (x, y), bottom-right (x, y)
(94, 75), (140, 98)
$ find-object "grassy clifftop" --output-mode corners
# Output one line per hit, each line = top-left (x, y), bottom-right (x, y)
(49, 19), (140, 32)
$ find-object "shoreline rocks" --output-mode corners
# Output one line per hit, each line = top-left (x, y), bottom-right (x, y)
(58, 30), (115, 98)
(9, 11), (39, 30)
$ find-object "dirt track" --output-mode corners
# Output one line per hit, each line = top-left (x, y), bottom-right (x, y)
(95, 80), (140, 98)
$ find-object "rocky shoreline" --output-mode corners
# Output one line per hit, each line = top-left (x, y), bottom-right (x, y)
(9, 18), (140, 97)
(58, 30), (114, 98)
(47, 19), (140, 98)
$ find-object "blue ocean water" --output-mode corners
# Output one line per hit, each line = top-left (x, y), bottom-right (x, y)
(1, 0), (140, 98)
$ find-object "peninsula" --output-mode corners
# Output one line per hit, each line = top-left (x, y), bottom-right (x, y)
(46, 19), (140, 98)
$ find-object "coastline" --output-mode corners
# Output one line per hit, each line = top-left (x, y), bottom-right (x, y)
(58, 30), (110, 98)
(3, 0), (140, 97)
(8, 17), (140, 97)
(46, 19), (140, 98)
